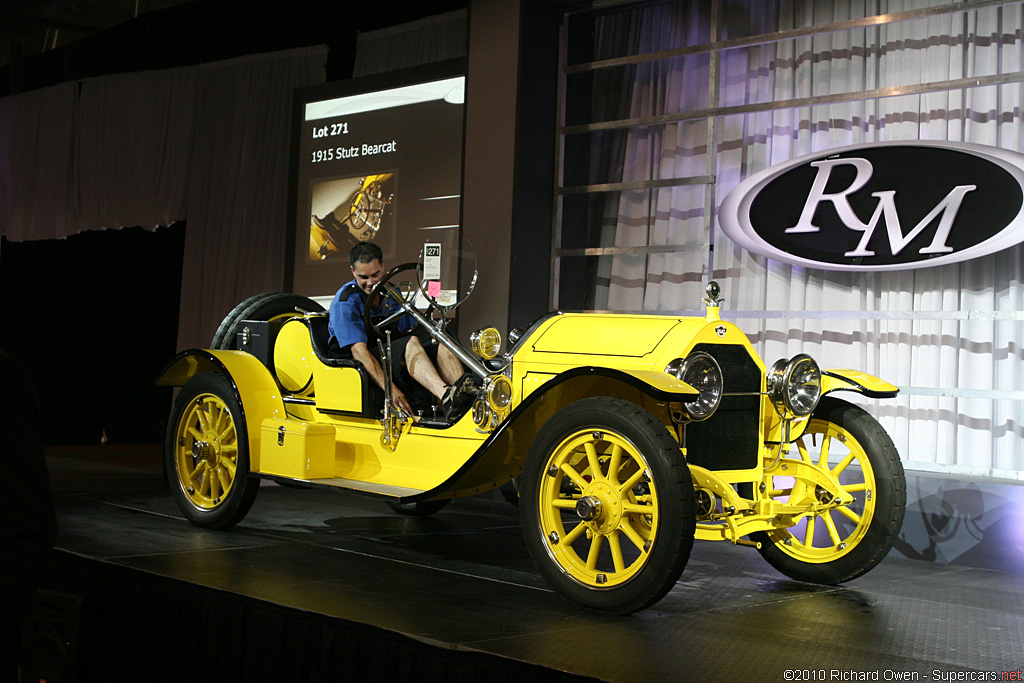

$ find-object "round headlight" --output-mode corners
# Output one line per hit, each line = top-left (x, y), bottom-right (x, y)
(470, 327), (502, 359)
(768, 354), (821, 417)
(666, 351), (722, 422)
(486, 374), (513, 411)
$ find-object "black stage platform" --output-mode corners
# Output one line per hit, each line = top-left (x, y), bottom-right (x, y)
(31, 445), (1024, 682)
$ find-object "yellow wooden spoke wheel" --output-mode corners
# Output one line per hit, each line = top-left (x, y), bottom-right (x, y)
(538, 429), (659, 588)
(522, 397), (694, 614)
(174, 393), (239, 509)
(751, 397), (906, 584)
(165, 372), (259, 529)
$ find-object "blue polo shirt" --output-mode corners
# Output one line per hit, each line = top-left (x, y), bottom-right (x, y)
(327, 280), (415, 350)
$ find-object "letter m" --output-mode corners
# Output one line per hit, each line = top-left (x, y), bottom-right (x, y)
(845, 185), (977, 258)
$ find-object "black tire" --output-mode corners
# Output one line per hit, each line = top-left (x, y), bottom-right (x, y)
(165, 372), (259, 529)
(386, 499), (451, 517)
(520, 397), (695, 614)
(210, 292), (324, 350)
(749, 396), (906, 584)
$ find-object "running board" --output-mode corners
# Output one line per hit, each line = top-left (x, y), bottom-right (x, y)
(256, 473), (424, 500)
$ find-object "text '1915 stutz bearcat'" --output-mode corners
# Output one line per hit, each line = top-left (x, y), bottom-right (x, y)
(158, 229), (906, 614)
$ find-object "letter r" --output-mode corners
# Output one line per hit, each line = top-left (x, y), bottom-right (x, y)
(786, 158), (875, 234)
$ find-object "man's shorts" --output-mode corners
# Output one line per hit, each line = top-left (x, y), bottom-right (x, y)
(373, 327), (438, 391)
(334, 327), (437, 392)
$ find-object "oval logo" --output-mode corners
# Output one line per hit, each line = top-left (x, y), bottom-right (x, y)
(719, 141), (1024, 271)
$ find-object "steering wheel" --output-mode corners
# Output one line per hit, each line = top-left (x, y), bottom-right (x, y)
(364, 262), (426, 340)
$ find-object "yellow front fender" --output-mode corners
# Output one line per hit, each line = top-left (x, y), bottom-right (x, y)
(822, 369), (899, 399)
(403, 366), (697, 503)
(763, 369), (898, 444)
(156, 349), (286, 471)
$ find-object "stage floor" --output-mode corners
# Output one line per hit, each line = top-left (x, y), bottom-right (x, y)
(45, 445), (1023, 682)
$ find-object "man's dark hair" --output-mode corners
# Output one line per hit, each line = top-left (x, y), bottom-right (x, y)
(349, 241), (383, 268)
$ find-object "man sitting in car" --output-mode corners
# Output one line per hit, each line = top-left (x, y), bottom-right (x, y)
(328, 241), (476, 419)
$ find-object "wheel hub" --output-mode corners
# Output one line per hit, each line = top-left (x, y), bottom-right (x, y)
(814, 484), (835, 505)
(579, 481), (622, 533)
(575, 496), (603, 521)
(192, 440), (215, 465)
(694, 488), (714, 517)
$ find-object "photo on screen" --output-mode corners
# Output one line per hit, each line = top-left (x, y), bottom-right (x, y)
(308, 173), (397, 261)
(290, 59), (466, 297)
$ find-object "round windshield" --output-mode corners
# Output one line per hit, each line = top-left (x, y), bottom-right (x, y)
(416, 228), (477, 312)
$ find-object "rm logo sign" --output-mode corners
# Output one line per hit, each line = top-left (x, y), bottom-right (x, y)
(719, 142), (1024, 271)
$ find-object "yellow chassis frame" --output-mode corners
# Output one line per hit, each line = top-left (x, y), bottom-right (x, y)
(690, 456), (855, 545)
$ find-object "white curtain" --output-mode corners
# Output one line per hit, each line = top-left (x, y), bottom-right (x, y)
(594, 3), (711, 312)
(599, 0), (1024, 477)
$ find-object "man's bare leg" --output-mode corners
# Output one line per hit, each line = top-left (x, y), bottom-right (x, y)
(404, 336), (448, 399)
(435, 345), (464, 386)
(405, 337), (475, 419)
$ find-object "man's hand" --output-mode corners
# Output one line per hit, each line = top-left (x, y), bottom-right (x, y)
(351, 342), (415, 416)
(391, 385), (413, 416)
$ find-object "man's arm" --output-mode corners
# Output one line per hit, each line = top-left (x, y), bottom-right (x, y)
(349, 341), (413, 415)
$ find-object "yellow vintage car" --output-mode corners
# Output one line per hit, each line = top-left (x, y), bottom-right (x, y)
(157, 237), (906, 614)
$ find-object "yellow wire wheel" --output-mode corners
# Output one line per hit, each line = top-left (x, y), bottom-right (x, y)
(751, 396), (906, 584)
(166, 372), (259, 529)
(522, 397), (695, 614)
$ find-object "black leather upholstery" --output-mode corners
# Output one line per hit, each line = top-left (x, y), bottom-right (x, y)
(305, 315), (384, 416)
(307, 316), (358, 367)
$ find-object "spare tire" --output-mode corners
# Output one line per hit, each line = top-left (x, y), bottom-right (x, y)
(210, 292), (324, 350)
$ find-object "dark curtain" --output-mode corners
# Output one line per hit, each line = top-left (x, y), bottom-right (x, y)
(0, 224), (186, 444)
(0, 47), (329, 354)
(352, 9), (467, 76)
(177, 49), (327, 351)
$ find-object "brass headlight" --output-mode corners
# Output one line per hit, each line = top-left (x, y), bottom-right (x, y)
(665, 351), (722, 422)
(470, 327), (502, 359)
(767, 354), (821, 417)
(485, 374), (513, 412)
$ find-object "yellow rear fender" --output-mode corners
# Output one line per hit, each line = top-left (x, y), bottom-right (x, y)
(822, 369), (899, 399)
(404, 366), (691, 503)
(156, 349), (287, 471)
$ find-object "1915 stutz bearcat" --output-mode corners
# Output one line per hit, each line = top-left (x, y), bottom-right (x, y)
(158, 232), (906, 614)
